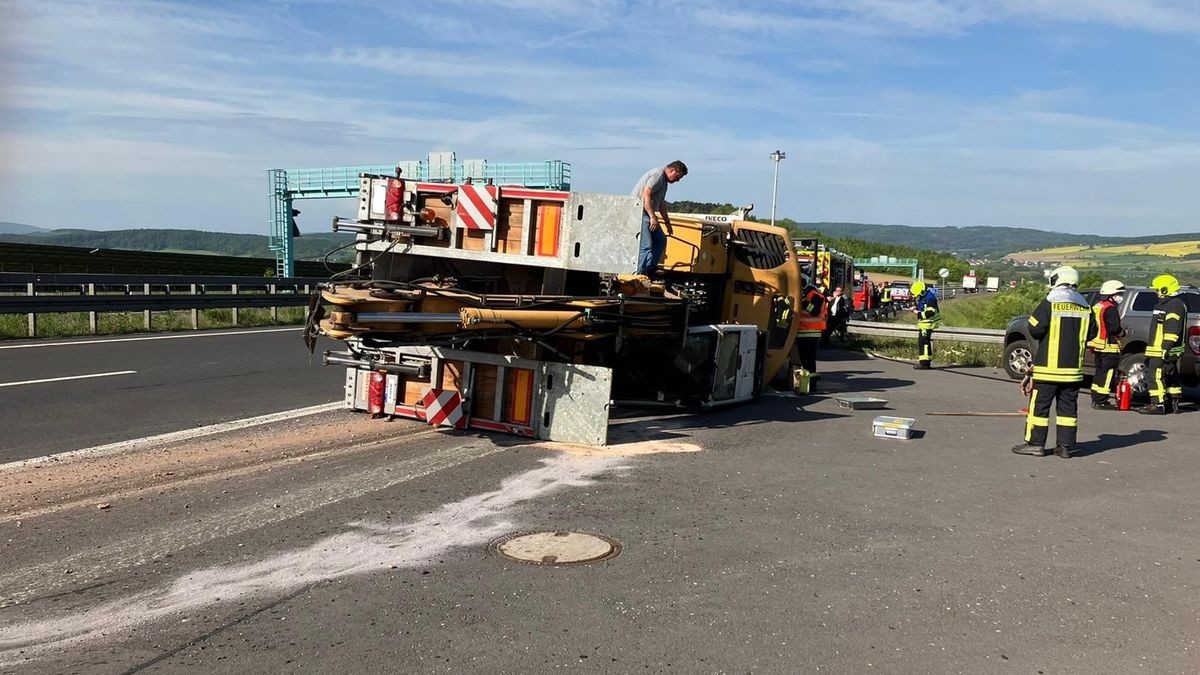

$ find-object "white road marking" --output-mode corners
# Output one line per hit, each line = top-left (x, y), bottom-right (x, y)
(0, 370), (137, 388)
(0, 401), (345, 473)
(0, 453), (630, 663)
(0, 326), (299, 350)
(0, 435), (499, 603)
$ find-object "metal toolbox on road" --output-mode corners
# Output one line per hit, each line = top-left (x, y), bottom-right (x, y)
(836, 396), (888, 410)
(872, 415), (916, 440)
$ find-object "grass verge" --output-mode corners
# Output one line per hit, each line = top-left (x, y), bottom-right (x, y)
(0, 307), (307, 340)
(843, 335), (1003, 368)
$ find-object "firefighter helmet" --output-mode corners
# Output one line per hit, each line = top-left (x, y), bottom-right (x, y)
(910, 280), (926, 296)
(1151, 274), (1181, 297)
(1049, 266), (1079, 287)
(1099, 280), (1126, 296)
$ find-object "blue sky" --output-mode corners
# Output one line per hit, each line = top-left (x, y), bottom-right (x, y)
(1, 0), (1199, 236)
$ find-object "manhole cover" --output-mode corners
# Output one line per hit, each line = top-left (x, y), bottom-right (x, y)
(490, 531), (621, 565)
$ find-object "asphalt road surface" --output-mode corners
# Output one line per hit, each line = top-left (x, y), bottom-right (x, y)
(0, 328), (345, 462)
(1, 351), (1198, 673)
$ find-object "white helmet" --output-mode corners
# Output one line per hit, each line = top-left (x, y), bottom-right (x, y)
(1099, 280), (1126, 296)
(1049, 265), (1079, 287)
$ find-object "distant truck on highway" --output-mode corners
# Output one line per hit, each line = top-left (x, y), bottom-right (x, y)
(1002, 286), (1200, 391)
(986, 276), (1001, 292)
(963, 271), (978, 293)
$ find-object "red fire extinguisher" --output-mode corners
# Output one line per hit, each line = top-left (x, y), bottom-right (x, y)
(1117, 378), (1132, 411)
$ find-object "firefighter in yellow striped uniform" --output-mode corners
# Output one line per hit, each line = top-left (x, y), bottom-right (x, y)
(1012, 266), (1096, 459)
(910, 280), (940, 369)
(1137, 274), (1189, 415)
(1088, 280), (1126, 410)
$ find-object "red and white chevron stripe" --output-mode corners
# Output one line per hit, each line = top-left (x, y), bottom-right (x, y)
(419, 388), (466, 428)
(455, 185), (498, 231)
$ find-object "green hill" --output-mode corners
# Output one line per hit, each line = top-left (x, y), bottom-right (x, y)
(0, 228), (355, 262)
(667, 201), (970, 278)
(791, 222), (1200, 259)
(0, 221), (47, 235)
(781, 220), (970, 279)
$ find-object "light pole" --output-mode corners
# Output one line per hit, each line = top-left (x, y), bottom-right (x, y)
(769, 150), (786, 227)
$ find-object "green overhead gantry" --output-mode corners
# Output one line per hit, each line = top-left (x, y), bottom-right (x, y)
(268, 154), (571, 277)
(853, 256), (919, 279)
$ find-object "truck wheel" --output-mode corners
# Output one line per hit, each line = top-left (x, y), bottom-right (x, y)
(1003, 340), (1033, 380)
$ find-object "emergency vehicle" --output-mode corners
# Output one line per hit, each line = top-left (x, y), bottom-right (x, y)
(794, 241), (855, 292)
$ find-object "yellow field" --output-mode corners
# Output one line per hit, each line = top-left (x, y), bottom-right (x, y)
(1007, 240), (1200, 261)
(1028, 245), (1089, 256)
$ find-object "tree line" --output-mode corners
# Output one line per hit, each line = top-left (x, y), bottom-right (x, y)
(0, 229), (356, 262)
(666, 201), (971, 280)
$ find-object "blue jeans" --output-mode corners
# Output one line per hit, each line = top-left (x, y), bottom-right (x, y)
(637, 212), (667, 275)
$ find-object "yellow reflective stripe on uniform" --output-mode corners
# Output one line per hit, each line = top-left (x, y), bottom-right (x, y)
(1057, 416), (1077, 427)
(1028, 316), (1040, 327)
(1150, 368), (1166, 397)
(1163, 333), (1179, 341)
(1091, 368), (1115, 393)
(1165, 313), (1181, 320)
(1025, 391), (1046, 442)
(1047, 316), (1059, 370)
(1032, 372), (1084, 383)
(1033, 365), (1084, 377)
(1151, 325), (1165, 348)
(1035, 365), (1084, 374)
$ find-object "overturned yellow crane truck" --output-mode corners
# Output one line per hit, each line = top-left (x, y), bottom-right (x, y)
(305, 174), (802, 445)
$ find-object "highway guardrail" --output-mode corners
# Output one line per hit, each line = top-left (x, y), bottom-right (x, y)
(0, 273), (326, 337)
(847, 320), (1005, 345)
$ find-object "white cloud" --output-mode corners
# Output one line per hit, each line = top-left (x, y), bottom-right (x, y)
(0, 0), (1198, 235)
(686, 0), (1200, 38)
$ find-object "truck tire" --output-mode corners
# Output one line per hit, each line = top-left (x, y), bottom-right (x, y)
(1003, 339), (1033, 380)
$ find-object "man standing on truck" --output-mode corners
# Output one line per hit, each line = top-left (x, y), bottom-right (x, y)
(910, 280), (940, 369)
(1012, 266), (1096, 459)
(632, 161), (688, 276)
(1089, 280), (1126, 410)
(1138, 274), (1189, 415)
